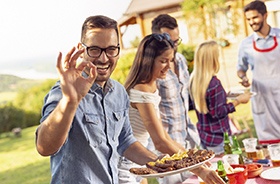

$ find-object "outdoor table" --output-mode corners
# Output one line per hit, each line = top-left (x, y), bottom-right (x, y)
(182, 155), (280, 184)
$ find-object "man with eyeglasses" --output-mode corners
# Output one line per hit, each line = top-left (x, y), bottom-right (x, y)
(237, 1), (280, 144)
(151, 14), (201, 184)
(35, 15), (159, 184)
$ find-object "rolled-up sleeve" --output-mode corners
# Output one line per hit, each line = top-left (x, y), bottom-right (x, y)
(40, 82), (62, 123)
(237, 35), (257, 72)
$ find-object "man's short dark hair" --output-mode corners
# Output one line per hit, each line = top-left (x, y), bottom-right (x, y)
(244, 0), (267, 15)
(81, 15), (119, 42)
(151, 14), (178, 33)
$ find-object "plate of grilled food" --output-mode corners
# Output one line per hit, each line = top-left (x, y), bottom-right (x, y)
(129, 149), (215, 178)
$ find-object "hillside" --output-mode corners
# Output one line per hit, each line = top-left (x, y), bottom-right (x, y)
(0, 74), (45, 93)
(0, 74), (50, 104)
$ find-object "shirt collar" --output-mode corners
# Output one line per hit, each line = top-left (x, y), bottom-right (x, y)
(81, 71), (114, 93)
(253, 27), (277, 41)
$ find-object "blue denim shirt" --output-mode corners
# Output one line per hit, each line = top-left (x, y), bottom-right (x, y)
(40, 78), (136, 184)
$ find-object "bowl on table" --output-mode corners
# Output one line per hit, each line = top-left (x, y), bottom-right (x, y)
(246, 163), (263, 178)
(226, 164), (248, 184)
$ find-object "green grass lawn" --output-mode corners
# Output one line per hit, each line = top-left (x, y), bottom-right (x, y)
(0, 102), (255, 184)
(0, 126), (51, 184)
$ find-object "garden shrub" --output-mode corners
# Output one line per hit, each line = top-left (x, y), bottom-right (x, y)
(177, 43), (196, 74)
(111, 50), (136, 84)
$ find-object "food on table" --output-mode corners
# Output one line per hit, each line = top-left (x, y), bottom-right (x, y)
(247, 163), (259, 170)
(247, 163), (263, 178)
(129, 149), (214, 175)
(232, 167), (245, 172)
(226, 164), (248, 183)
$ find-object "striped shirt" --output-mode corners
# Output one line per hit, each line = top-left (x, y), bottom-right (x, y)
(156, 53), (199, 147)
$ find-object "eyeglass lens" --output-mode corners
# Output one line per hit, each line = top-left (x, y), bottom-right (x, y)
(174, 38), (182, 45)
(85, 45), (120, 58)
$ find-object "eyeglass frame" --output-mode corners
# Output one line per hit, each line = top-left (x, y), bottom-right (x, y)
(173, 37), (182, 46)
(81, 43), (120, 58)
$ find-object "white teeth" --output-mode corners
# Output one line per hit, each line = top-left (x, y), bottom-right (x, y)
(96, 65), (109, 69)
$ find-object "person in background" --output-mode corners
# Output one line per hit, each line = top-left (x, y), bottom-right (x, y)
(118, 33), (225, 184)
(151, 14), (201, 184)
(189, 40), (251, 155)
(151, 14), (200, 153)
(237, 0), (280, 144)
(35, 15), (160, 184)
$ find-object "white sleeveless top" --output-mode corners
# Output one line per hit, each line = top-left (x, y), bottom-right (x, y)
(129, 88), (161, 147)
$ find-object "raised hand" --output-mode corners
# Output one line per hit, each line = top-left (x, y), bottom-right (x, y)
(239, 76), (250, 87)
(56, 47), (97, 103)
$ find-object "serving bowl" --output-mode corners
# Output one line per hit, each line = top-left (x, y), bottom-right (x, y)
(227, 164), (248, 184)
(246, 163), (263, 178)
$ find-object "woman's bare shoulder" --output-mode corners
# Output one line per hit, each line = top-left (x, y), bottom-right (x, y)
(133, 84), (154, 93)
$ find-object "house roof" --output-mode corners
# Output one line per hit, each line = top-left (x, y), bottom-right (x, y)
(124, 0), (183, 15)
(118, 0), (183, 26)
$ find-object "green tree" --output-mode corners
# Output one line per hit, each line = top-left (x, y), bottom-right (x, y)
(130, 36), (140, 48)
(181, 0), (241, 40)
(178, 43), (196, 73)
(111, 51), (135, 84)
(0, 103), (25, 133)
(14, 79), (57, 114)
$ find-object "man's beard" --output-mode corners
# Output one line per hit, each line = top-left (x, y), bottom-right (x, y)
(250, 21), (264, 32)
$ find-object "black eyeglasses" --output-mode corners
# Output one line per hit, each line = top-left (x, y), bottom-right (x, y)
(173, 37), (182, 46)
(81, 43), (120, 58)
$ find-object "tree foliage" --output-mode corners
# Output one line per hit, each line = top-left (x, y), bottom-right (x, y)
(0, 79), (57, 134)
(181, 0), (241, 40)
(129, 36), (141, 48)
(177, 43), (196, 73)
(14, 79), (56, 114)
(0, 103), (25, 133)
(111, 51), (136, 84)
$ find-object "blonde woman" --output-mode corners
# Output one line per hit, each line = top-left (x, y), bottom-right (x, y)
(118, 36), (225, 184)
(189, 40), (251, 155)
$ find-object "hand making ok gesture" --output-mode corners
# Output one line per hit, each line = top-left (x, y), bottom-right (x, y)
(56, 47), (97, 103)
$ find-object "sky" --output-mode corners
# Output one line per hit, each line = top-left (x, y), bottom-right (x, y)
(0, 0), (134, 78)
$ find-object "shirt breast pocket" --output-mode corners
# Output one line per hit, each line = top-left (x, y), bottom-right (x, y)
(83, 113), (103, 148)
